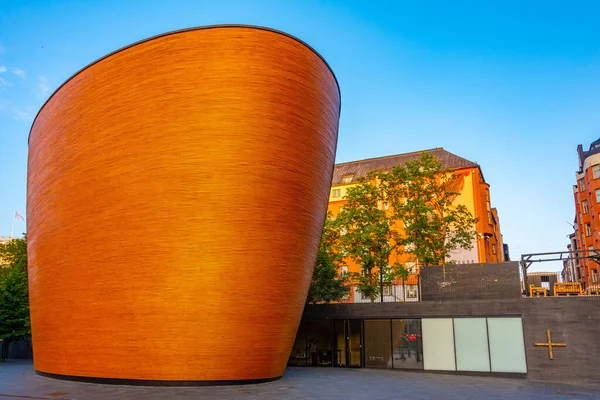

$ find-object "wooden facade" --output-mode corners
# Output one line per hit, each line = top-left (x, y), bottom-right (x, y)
(27, 26), (340, 383)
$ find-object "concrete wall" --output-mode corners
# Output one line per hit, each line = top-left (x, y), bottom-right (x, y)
(303, 296), (600, 385)
(420, 262), (521, 301)
(522, 297), (599, 384)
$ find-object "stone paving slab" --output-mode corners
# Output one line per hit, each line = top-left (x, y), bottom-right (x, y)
(1, 361), (599, 399)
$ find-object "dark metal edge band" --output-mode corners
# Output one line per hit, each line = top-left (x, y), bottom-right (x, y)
(27, 24), (342, 144)
(35, 369), (282, 386)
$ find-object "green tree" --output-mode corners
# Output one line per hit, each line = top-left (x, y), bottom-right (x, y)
(307, 215), (350, 304)
(334, 180), (406, 302)
(0, 236), (30, 362)
(376, 152), (478, 266)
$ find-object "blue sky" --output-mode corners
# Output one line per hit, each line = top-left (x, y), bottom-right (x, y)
(1, 0), (599, 271)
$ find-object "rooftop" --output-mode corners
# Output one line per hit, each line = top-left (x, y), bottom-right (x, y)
(332, 148), (478, 185)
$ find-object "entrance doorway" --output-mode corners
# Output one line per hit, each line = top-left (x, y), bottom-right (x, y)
(334, 319), (362, 367)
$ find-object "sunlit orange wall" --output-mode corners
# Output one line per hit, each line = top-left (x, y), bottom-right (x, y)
(326, 165), (503, 285)
(27, 26), (340, 382)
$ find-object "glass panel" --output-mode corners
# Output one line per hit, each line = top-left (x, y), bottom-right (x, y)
(454, 318), (490, 372)
(487, 317), (527, 373)
(364, 320), (391, 368)
(288, 319), (309, 366)
(421, 318), (456, 371)
(334, 320), (346, 367)
(348, 320), (362, 367)
(306, 319), (332, 367)
(392, 319), (423, 369)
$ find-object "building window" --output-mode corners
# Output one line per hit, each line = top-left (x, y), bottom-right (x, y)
(596, 189), (600, 203)
(406, 286), (418, 298)
(342, 175), (354, 184)
(332, 189), (341, 198)
(340, 266), (348, 276)
(593, 269), (598, 283)
(586, 223), (592, 236)
(382, 285), (393, 296)
(492, 244), (496, 254)
(580, 178), (586, 191)
(487, 211), (492, 224)
(540, 275), (551, 290)
(583, 200), (589, 214)
(594, 165), (600, 180)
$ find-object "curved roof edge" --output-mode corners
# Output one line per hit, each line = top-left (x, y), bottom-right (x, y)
(28, 24), (342, 144)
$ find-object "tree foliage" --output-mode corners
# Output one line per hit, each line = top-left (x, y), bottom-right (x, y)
(0, 236), (30, 361)
(332, 153), (477, 301)
(307, 215), (350, 304)
(375, 152), (478, 266)
(334, 180), (406, 302)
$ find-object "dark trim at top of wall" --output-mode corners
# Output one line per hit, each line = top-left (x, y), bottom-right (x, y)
(28, 24), (342, 144)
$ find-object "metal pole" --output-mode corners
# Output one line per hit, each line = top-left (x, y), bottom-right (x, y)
(380, 268), (384, 302)
(521, 257), (529, 296)
(10, 214), (15, 239)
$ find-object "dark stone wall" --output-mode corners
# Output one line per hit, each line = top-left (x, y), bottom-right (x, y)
(420, 262), (522, 301)
(7, 338), (33, 359)
(304, 299), (523, 319)
(0, 338), (32, 360)
(303, 296), (600, 385)
(521, 297), (600, 384)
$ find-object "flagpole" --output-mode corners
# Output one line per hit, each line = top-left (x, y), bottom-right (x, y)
(11, 212), (15, 239)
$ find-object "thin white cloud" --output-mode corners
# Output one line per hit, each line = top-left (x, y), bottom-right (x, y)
(0, 66), (6, 73)
(8, 105), (35, 122)
(37, 76), (49, 96)
(11, 68), (26, 80)
(12, 108), (30, 121)
(0, 75), (11, 88)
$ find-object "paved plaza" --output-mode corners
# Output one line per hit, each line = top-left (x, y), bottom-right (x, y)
(1, 361), (599, 399)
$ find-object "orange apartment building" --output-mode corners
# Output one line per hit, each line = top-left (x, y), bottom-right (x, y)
(571, 139), (600, 288)
(327, 148), (504, 302)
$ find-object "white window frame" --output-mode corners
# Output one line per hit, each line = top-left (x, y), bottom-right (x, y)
(593, 165), (600, 180)
(340, 266), (349, 276)
(406, 286), (418, 298)
(342, 175), (354, 184)
(405, 261), (417, 274)
(332, 188), (341, 198)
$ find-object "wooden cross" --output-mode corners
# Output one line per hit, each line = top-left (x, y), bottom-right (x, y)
(534, 329), (566, 360)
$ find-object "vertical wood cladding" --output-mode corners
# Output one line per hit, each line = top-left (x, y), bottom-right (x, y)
(27, 26), (340, 382)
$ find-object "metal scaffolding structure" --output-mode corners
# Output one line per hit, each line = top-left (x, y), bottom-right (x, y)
(520, 249), (600, 294)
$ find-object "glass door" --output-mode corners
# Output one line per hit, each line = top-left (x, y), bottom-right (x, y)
(391, 318), (423, 369)
(348, 319), (362, 367)
(334, 320), (346, 366)
(334, 319), (363, 368)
